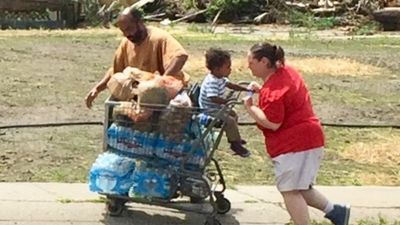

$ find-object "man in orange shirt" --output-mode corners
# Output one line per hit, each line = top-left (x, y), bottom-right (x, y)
(85, 7), (189, 108)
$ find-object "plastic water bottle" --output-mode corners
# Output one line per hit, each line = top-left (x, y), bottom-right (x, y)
(136, 131), (145, 152)
(140, 132), (148, 156)
(185, 140), (196, 165)
(161, 172), (171, 198)
(175, 142), (185, 163)
(188, 140), (203, 168)
(96, 174), (117, 193)
(107, 123), (118, 149)
(130, 171), (143, 198)
(117, 171), (135, 194)
(144, 132), (157, 157)
(115, 126), (122, 150)
(163, 140), (175, 162)
(155, 135), (166, 160)
(129, 130), (138, 154)
(198, 113), (212, 126)
(119, 127), (127, 152)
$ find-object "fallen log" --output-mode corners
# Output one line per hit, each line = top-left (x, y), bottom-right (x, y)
(373, 7), (400, 31)
(171, 9), (207, 24)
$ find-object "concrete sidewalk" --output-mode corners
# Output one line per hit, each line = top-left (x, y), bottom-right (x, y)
(0, 183), (399, 225)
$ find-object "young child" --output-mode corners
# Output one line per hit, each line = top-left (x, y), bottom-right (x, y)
(243, 42), (350, 225)
(198, 48), (250, 157)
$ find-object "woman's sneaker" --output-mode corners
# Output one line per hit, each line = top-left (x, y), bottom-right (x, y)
(325, 204), (351, 225)
(230, 141), (250, 157)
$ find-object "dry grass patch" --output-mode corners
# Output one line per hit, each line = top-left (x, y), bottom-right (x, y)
(291, 57), (389, 77)
(340, 132), (400, 166)
(358, 173), (400, 185)
(185, 54), (390, 79)
(0, 28), (119, 37)
(185, 53), (251, 80)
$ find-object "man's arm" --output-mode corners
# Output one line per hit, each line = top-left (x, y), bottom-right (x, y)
(84, 67), (113, 108)
(163, 54), (188, 76)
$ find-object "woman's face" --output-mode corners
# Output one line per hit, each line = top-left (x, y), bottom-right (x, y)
(247, 52), (267, 78)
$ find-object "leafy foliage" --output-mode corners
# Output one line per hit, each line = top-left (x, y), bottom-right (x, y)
(206, 0), (266, 22)
(288, 10), (340, 30)
(351, 21), (381, 35)
(75, 0), (384, 31)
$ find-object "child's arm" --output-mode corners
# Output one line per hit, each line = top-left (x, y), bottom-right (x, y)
(209, 96), (228, 105)
(226, 82), (250, 92)
(243, 96), (281, 131)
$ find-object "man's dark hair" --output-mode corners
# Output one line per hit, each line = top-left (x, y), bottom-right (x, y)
(205, 48), (231, 71)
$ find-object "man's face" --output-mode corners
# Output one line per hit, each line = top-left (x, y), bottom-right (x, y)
(118, 15), (145, 44)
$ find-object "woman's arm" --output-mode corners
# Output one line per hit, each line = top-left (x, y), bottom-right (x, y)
(243, 96), (281, 131)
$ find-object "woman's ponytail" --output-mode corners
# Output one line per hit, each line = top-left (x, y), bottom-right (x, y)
(250, 43), (285, 68)
(275, 45), (285, 67)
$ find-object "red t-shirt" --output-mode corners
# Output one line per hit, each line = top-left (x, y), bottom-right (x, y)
(257, 65), (324, 158)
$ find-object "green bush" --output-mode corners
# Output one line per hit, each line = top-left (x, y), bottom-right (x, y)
(206, 0), (266, 22)
(352, 21), (381, 35)
(288, 10), (339, 30)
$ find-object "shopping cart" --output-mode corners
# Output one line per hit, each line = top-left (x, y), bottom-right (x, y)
(93, 82), (249, 225)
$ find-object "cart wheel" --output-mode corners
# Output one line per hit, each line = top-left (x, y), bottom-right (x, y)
(204, 217), (221, 225)
(216, 197), (231, 214)
(106, 199), (125, 216)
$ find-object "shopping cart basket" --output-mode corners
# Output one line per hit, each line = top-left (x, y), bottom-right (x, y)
(91, 83), (249, 225)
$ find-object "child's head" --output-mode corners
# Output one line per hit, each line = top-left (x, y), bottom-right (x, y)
(205, 48), (231, 78)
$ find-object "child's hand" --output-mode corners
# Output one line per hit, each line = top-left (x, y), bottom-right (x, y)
(247, 81), (261, 93)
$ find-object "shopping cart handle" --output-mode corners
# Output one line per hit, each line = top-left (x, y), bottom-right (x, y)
(237, 81), (251, 86)
(225, 99), (242, 106)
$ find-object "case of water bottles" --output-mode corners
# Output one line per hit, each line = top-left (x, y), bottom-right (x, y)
(89, 98), (222, 201)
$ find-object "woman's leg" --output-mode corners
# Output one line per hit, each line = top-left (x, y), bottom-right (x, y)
(281, 190), (310, 225)
(300, 187), (331, 212)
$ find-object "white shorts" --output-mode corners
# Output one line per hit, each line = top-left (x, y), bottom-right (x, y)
(272, 147), (324, 192)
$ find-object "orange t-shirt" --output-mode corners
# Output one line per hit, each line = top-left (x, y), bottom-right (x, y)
(112, 26), (189, 82)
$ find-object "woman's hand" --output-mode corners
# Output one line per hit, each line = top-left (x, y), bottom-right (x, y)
(247, 81), (261, 93)
(242, 95), (253, 108)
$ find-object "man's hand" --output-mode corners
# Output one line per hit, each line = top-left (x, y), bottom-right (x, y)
(85, 88), (99, 109)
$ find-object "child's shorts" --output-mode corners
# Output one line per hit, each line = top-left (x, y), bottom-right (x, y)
(272, 147), (324, 192)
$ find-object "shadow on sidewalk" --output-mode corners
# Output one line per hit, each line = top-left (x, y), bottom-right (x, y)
(100, 205), (241, 225)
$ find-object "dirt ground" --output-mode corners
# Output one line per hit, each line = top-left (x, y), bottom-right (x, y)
(0, 26), (399, 184)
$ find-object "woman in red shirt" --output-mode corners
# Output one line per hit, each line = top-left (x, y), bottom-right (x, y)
(243, 43), (350, 225)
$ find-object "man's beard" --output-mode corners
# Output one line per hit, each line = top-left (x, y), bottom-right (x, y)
(127, 31), (145, 44)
